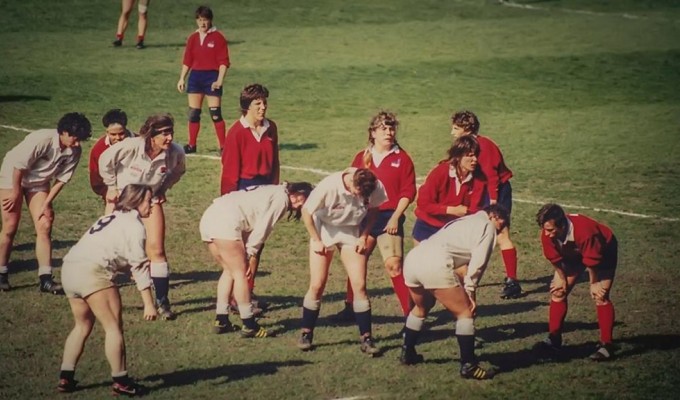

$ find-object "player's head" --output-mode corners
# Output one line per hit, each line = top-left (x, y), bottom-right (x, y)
(485, 204), (510, 232)
(367, 110), (399, 146)
(102, 109), (129, 145)
(536, 203), (569, 240)
(139, 113), (175, 150)
(195, 6), (214, 32)
(57, 112), (92, 142)
(115, 184), (153, 217)
(446, 135), (480, 173)
(451, 110), (480, 137)
(351, 168), (378, 206)
(240, 83), (269, 117)
(285, 181), (315, 221)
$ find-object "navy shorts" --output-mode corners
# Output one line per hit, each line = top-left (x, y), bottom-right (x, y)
(411, 218), (441, 242)
(238, 176), (272, 191)
(483, 180), (512, 224)
(362, 210), (405, 238)
(187, 70), (223, 96)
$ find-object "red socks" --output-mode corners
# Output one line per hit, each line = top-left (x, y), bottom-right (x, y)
(213, 120), (226, 149)
(597, 302), (615, 344)
(501, 248), (518, 280)
(548, 300), (568, 336)
(188, 122), (200, 147)
(391, 274), (411, 316)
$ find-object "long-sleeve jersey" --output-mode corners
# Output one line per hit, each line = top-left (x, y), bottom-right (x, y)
(422, 210), (497, 293)
(541, 214), (615, 269)
(220, 116), (279, 195)
(63, 210), (151, 291)
(303, 168), (388, 228)
(414, 161), (487, 228)
(182, 27), (230, 71)
(0, 129), (80, 190)
(350, 145), (416, 211)
(98, 137), (186, 197)
(476, 134), (513, 202)
(209, 184), (290, 257)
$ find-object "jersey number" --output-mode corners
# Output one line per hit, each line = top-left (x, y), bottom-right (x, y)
(89, 215), (116, 234)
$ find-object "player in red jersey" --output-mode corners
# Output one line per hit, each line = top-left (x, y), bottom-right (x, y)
(177, 5), (230, 154)
(451, 110), (522, 299)
(220, 83), (280, 312)
(412, 135), (486, 244)
(89, 109), (133, 201)
(332, 111), (416, 322)
(534, 203), (618, 361)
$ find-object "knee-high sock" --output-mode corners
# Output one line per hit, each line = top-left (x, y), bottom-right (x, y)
(456, 317), (476, 365)
(353, 299), (372, 337)
(391, 273), (411, 316)
(501, 248), (518, 280)
(301, 295), (321, 331)
(213, 120), (226, 149)
(597, 302), (615, 344)
(150, 262), (170, 305)
(188, 122), (200, 147)
(548, 300), (568, 337)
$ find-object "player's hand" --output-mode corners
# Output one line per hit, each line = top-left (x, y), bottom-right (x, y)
(1, 191), (20, 211)
(105, 187), (119, 204)
(355, 236), (368, 254)
(590, 282), (607, 301)
(177, 80), (185, 93)
(211, 81), (222, 91)
(154, 194), (167, 204)
(489, 199), (497, 205)
(384, 217), (399, 235)
(466, 290), (477, 317)
(144, 304), (158, 321)
(311, 239), (326, 255)
(38, 203), (54, 224)
(549, 280), (567, 295)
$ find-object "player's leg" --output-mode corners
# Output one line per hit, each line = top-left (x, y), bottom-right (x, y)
(341, 245), (379, 355)
(135, 0), (149, 49)
(185, 93), (203, 153)
(207, 95), (226, 151)
(26, 190), (62, 294)
(142, 202), (175, 320)
(399, 285), (431, 365)
(58, 298), (95, 393)
(298, 243), (333, 350)
(0, 188), (23, 291)
(590, 238), (618, 361)
(114, 0), (135, 46)
(535, 266), (580, 351)
(207, 241), (239, 334)
(379, 231), (410, 316)
(332, 237), (376, 324)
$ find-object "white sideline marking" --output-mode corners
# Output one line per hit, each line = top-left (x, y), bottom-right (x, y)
(3, 124), (676, 222)
(499, 0), (645, 20)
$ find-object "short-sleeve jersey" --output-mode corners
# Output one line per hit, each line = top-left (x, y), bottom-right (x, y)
(98, 137), (186, 197)
(0, 129), (81, 190)
(303, 168), (388, 227)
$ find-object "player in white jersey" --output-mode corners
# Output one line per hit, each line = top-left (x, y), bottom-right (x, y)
(0, 112), (91, 294)
(98, 113), (186, 320)
(200, 182), (314, 337)
(399, 205), (510, 380)
(297, 167), (388, 354)
(57, 184), (155, 396)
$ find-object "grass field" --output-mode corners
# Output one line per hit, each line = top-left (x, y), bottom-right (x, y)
(1, 0), (680, 399)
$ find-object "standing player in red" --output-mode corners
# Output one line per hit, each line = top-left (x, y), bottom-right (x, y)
(220, 83), (280, 311)
(177, 5), (230, 154)
(333, 111), (416, 322)
(89, 109), (133, 202)
(534, 203), (618, 361)
(412, 135), (486, 244)
(451, 110), (522, 299)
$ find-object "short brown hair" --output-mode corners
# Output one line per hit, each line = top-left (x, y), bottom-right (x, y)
(139, 113), (174, 141)
(115, 184), (152, 212)
(352, 168), (378, 206)
(240, 83), (269, 115)
(446, 135), (480, 168)
(451, 110), (480, 135)
(536, 203), (568, 228)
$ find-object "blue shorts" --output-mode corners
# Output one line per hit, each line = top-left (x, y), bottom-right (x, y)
(362, 210), (405, 238)
(483, 180), (512, 224)
(238, 176), (272, 191)
(187, 70), (223, 96)
(411, 218), (441, 242)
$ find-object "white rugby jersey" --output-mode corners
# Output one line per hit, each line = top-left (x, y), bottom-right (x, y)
(63, 210), (151, 291)
(303, 168), (388, 228)
(98, 137), (186, 197)
(0, 129), (80, 189)
(421, 210), (497, 293)
(211, 184), (290, 257)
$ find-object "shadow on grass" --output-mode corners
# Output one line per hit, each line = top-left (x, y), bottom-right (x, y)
(143, 360), (311, 389)
(617, 334), (680, 357)
(0, 95), (51, 103)
(12, 239), (76, 252)
(279, 143), (318, 151)
(8, 257), (66, 273)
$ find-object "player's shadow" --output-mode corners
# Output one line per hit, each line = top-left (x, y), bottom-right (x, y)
(143, 360), (312, 389)
(0, 95), (51, 103)
(7, 255), (69, 273)
(170, 269), (272, 286)
(616, 334), (680, 358)
(279, 143), (318, 151)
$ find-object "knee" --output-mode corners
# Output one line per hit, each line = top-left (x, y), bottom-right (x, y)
(410, 305), (427, 319)
(0, 222), (19, 240)
(209, 107), (223, 123)
(145, 240), (166, 260)
(188, 107), (201, 123)
(384, 258), (402, 277)
(308, 282), (326, 298)
(551, 290), (567, 302)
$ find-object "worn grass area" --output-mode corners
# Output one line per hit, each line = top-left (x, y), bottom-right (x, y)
(1, 0), (679, 399)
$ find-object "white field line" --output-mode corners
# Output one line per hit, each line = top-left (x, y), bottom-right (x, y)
(499, 0), (667, 21)
(3, 125), (677, 222)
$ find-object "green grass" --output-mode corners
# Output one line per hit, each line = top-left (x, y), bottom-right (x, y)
(1, 0), (680, 399)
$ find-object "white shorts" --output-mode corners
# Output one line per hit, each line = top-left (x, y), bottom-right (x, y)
(61, 262), (115, 299)
(199, 201), (243, 242)
(315, 218), (360, 249)
(403, 244), (461, 289)
(0, 160), (48, 192)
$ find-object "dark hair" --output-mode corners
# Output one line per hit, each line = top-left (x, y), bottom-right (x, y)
(195, 5), (213, 20)
(451, 110), (480, 135)
(139, 113), (174, 140)
(115, 184), (152, 212)
(57, 112), (92, 141)
(352, 168), (378, 206)
(362, 110), (400, 168)
(536, 203), (568, 228)
(485, 204), (510, 230)
(446, 135), (480, 167)
(239, 83), (269, 116)
(102, 109), (128, 128)
(285, 181), (314, 221)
